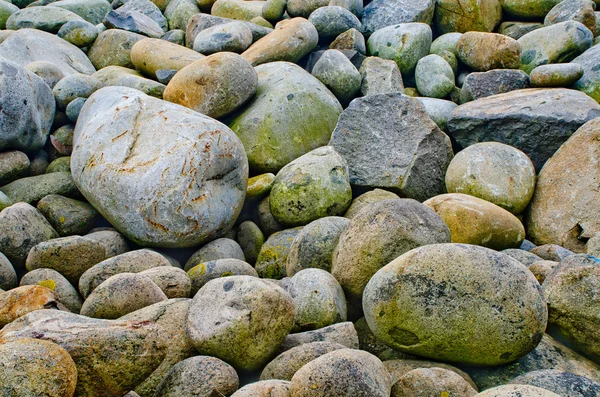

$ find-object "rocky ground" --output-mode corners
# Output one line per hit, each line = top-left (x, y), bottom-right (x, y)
(1, 0), (600, 395)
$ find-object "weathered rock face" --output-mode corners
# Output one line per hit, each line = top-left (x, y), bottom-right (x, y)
(0, 60), (55, 153)
(0, 310), (167, 397)
(228, 62), (342, 174)
(363, 244), (548, 366)
(447, 88), (600, 171)
(526, 118), (600, 252)
(329, 93), (453, 201)
(71, 86), (248, 248)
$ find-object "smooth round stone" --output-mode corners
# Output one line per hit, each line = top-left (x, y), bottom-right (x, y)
(430, 32), (462, 56)
(187, 258), (257, 295)
(286, 216), (350, 277)
(434, 0), (501, 34)
(237, 221), (264, 265)
(184, 238), (245, 271)
(0, 285), (58, 327)
(343, 189), (399, 218)
(260, 342), (347, 381)
(193, 21), (253, 54)
(424, 193), (526, 250)
(287, 268), (347, 332)
(85, 229), (129, 258)
(415, 54), (455, 98)
(308, 6), (362, 39)
(0, 252), (17, 291)
(530, 63), (584, 87)
(232, 380), (291, 397)
(545, 0), (596, 35)
(359, 56), (404, 96)
(52, 73), (99, 110)
(445, 142), (536, 214)
(57, 19), (98, 47)
(255, 227), (303, 279)
(0, 338), (77, 397)
(384, 359), (478, 390)
(269, 146), (352, 227)
(65, 97), (86, 122)
(363, 243), (548, 366)
(511, 369), (600, 397)
(528, 260), (560, 284)
(87, 29), (145, 70)
(257, 196), (284, 237)
(331, 199), (450, 301)
(393, 368), (478, 397)
(500, 0), (563, 19)
(476, 385), (562, 397)
(46, 157), (72, 174)
(498, 21), (544, 40)
(24, 61), (65, 90)
(247, 173), (275, 198)
(415, 97), (457, 130)
(71, 86), (248, 248)
(80, 273), (167, 319)
(0, 172), (79, 205)
(459, 69), (531, 103)
(289, 349), (391, 397)
(329, 28), (366, 53)
(20, 268), (83, 313)
(229, 61), (342, 173)
(0, 1), (18, 30)
(138, 266), (191, 298)
(154, 356), (239, 397)
(367, 22), (432, 76)
(530, 244), (574, 261)
(6, 7), (84, 34)
(130, 37), (203, 79)
(278, 321), (359, 353)
(186, 275), (296, 371)
(456, 32), (521, 71)
(311, 49), (361, 105)
(501, 249), (543, 266)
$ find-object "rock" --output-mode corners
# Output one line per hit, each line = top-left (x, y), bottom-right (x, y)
(0, 338), (77, 397)
(103, 8), (164, 38)
(289, 349), (391, 397)
(362, 0), (433, 34)
(512, 369), (600, 397)
(456, 32), (521, 71)
(154, 356), (239, 397)
(476, 385), (561, 396)
(85, 229), (129, 258)
(0, 203), (59, 273)
(459, 69), (530, 103)
(311, 49), (361, 105)
(571, 44), (600, 102)
(499, 21), (544, 39)
(186, 275), (295, 371)
(260, 342), (347, 381)
(138, 266), (191, 298)
(87, 29), (145, 69)
(0, 310), (167, 397)
(530, 63), (584, 87)
(192, 21), (252, 54)
(343, 189), (399, 218)
(0, 60), (55, 153)
(448, 88), (600, 171)
(49, 0), (112, 25)
(187, 258), (257, 295)
(526, 118), (600, 252)
(25, 61), (64, 90)
(279, 321), (361, 354)
(332, 199), (450, 301)
(384, 359), (478, 390)
(518, 21), (593, 74)
(242, 18), (318, 66)
(130, 37), (203, 79)
(329, 93), (453, 201)
(415, 97), (457, 130)
(286, 217), (349, 277)
(164, 52), (257, 118)
(501, 249), (543, 267)
(0, 1), (18, 30)
(232, 380), (291, 397)
(115, 0), (168, 31)
(184, 238), (245, 271)
(530, 244), (574, 261)
(545, 0), (596, 36)
(359, 56), (404, 95)
(393, 368), (478, 397)
(255, 227), (303, 279)
(92, 65), (165, 97)
(415, 54), (455, 98)
(445, 142), (536, 214)
(0, 172), (79, 205)
(229, 62), (342, 173)
(0, 252), (17, 291)
(367, 23), (432, 77)
(6, 7), (84, 34)
(433, 0), (501, 34)
(237, 221), (264, 264)
(57, 20), (99, 47)
(209, 0), (263, 22)
(529, 260), (560, 284)
(72, 86), (247, 247)
(36, 195), (99, 236)
(164, 0), (200, 30)
(363, 243), (548, 366)
(0, 29), (95, 75)
(0, 285), (58, 327)
(52, 73), (99, 110)
(20, 268), (83, 313)
(329, 28), (365, 53)
(0, 151), (29, 186)
(185, 13), (272, 48)
(46, 157), (72, 174)
(308, 6), (361, 40)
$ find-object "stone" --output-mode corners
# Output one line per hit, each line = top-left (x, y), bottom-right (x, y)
(186, 275), (295, 371)
(229, 62), (342, 173)
(332, 199), (450, 301)
(184, 238), (245, 271)
(531, 63), (584, 87)
(185, 13), (272, 48)
(512, 369), (600, 397)
(237, 221), (264, 264)
(115, 0), (168, 31)
(72, 86), (248, 247)
(52, 73), (99, 110)
(308, 6), (361, 40)
(37, 195), (99, 236)
(447, 88), (600, 171)
(393, 368), (478, 397)
(545, 0), (596, 36)
(359, 56), (404, 95)
(92, 65), (165, 97)
(277, 321), (359, 353)
(6, 7), (84, 34)
(24, 61), (65, 90)
(0, 203), (59, 273)
(526, 118), (600, 252)
(311, 49), (361, 105)
(154, 356), (239, 397)
(192, 21), (252, 54)
(289, 349), (392, 397)
(130, 38), (203, 80)
(459, 69), (530, 103)
(46, 158), (72, 174)
(445, 142), (536, 214)
(415, 97), (457, 130)
(103, 8), (164, 38)
(434, 0), (502, 34)
(518, 21), (593, 74)
(0, 1), (17, 30)
(138, 266), (191, 298)
(255, 227), (303, 279)
(232, 380), (291, 396)
(363, 243), (548, 365)
(164, 0), (200, 30)
(499, 21), (544, 39)
(260, 342), (347, 381)
(384, 359), (478, 390)
(0, 338), (77, 397)
(49, 0), (112, 25)
(0, 252), (17, 291)
(530, 244), (574, 261)
(476, 385), (561, 396)
(20, 268), (83, 313)
(456, 32), (521, 71)
(0, 60), (55, 153)
(0, 310), (167, 397)
(430, 32), (462, 55)
(529, 260), (560, 284)
(0, 151), (29, 186)
(367, 23), (432, 77)
(57, 19), (99, 47)
(0, 172), (79, 205)
(362, 0), (433, 34)
(329, 28), (365, 54)
(164, 52), (257, 118)
(85, 229), (129, 258)
(329, 93), (453, 201)
(343, 189), (399, 218)
(501, 249), (543, 266)
(415, 54), (455, 98)
(87, 29), (145, 69)
(0, 285), (58, 327)
(286, 216), (349, 276)
(187, 258), (257, 295)
(242, 18), (318, 66)
(572, 44), (600, 101)
(0, 29), (95, 75)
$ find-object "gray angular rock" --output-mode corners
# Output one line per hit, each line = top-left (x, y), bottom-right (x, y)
(459, 69), (530, 103)
(359, 56), (404, 96)
(498, 21), (544, 40)
(545, 0), (596, 35)
(277, 321), (359, 353)
(103, 8), (164, 38)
